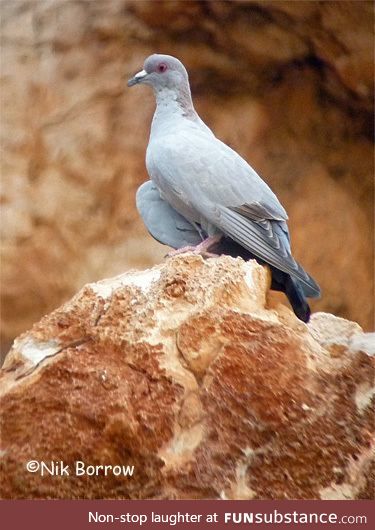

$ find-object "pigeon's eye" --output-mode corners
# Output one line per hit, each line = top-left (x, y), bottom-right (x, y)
(157, 63), (168, 73)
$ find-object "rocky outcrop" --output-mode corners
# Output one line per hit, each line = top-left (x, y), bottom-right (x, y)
(1, 255), (373, 499)
(1, 1), (374, 353)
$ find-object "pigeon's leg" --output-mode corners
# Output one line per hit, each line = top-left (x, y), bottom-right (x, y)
(192, 222), (206, 241)
(168, 235), (222, 258)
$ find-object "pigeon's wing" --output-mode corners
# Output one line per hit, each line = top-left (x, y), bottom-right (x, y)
(148, 132), (320, 296)
(216, 206), (320, 296)
(136, 181), (202, 249)
(148, 129), (288, 221)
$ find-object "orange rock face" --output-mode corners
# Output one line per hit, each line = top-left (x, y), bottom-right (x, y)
(0, 256), (373, 499)
(1, 0), (373, 354)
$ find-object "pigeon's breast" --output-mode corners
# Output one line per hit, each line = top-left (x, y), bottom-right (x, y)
(146, 137), (200, 225)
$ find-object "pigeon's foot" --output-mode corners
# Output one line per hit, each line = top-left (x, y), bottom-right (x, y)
(168, 235), (222, 259)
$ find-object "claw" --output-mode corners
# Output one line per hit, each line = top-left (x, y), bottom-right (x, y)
(167, 245), (197, 257)
(167, 235), (222, 258)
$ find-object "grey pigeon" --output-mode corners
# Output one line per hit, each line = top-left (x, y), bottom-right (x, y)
(136, 180), (202, 248)
(128, 54), (321, 322)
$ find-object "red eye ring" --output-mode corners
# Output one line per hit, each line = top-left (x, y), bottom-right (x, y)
(157, 63), (167, 73)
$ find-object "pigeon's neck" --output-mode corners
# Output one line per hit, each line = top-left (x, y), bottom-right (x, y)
(153, 85), (197, 124)
(150, 84), (215, 139)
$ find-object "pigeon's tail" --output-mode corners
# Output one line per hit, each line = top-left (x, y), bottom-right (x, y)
(269, 266), (311, 323)
(211, 238), (314, 323)
(283, 274), (311, 323)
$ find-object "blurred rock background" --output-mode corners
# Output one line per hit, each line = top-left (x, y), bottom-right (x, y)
(1, 0), (374, 357)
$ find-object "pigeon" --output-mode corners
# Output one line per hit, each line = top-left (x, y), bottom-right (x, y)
(136, 180), (202, 249)
(128, 54), (321, 322)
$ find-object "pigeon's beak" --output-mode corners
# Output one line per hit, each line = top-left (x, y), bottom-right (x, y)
(127, 69), (148, 87)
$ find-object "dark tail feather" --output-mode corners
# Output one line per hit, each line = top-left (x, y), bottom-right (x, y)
(284, 275), (311, 323)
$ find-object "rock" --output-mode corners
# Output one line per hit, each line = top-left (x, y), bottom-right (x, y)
(1, 0), (373, 355)
(0, 255), (373, 499)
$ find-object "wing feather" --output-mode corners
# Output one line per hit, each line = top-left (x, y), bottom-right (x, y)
(216, 206), (320, 296)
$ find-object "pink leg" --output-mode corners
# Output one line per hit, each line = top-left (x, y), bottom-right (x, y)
(168, 235), (222, 258)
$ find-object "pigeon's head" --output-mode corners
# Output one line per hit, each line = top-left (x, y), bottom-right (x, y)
(127, 54), (189, 91)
